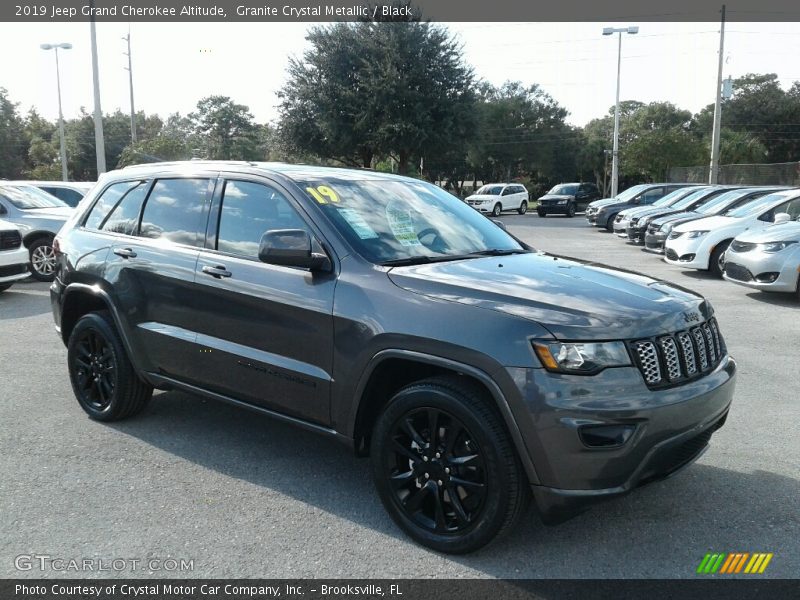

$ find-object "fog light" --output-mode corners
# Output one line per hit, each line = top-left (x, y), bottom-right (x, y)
(679, 253), (696, 262)
(579, 424), (636, 448)
(755, 272), (780, 283)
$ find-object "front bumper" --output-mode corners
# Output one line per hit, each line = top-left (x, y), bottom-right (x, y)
(644, 230), (667, 253)
(723, 252), (800, 293)
(613, 218), (630, 237)
(0, 246), (30, 284)
(664, 236), (711, 269)
(626, 224), (647, 244)
(539, 202), (571, 214)
(586, 211), (610, 227)
(505, 355), (736, 523)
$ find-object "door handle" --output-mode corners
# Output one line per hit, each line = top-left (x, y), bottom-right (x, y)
(201, 264), (232, 278)
(113, 247), (137, 259)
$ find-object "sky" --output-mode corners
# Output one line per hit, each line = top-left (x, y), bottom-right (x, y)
(1, 21), (799, 128)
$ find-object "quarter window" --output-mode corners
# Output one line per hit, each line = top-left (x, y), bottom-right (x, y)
(138, 178), (211, 247)
(216, 180), (309, 258)
(85, 181), (145, 230)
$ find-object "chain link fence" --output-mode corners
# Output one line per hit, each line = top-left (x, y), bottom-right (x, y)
(668, 162), (800, 186)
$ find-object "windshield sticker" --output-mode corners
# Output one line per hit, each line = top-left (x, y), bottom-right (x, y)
(306, 185), (340, 204)
(338, 208), (379, 239)
(386, 202), (421, 247)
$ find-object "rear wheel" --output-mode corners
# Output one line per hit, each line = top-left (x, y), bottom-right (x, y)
(67, 311), (153, 421)
(29, 237), (57, 282)
(492, 203), (502, 217)
(710, 241), (730, 277)
(370, 376), (529, 554)
(518, 201), (528, 215)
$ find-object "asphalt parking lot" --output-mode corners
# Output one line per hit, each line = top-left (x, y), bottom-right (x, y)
(1, 214), (797, 579)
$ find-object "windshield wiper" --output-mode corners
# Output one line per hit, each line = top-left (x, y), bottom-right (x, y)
(380, 249), (529, 267)
(465, 248), (530, 257)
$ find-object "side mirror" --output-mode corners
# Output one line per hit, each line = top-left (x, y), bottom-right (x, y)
(773, 212), (792, 224)
(258, 229), (331, 272)
(491, 219), (507, 231)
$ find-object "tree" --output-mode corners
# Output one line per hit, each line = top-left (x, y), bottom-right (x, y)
(0, 88), (28, 178)
(189, 96), (261, 160)
(278, 21), (476, 172)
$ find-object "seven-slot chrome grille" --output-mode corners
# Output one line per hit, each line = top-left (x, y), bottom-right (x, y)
(630, 318), (725, 388)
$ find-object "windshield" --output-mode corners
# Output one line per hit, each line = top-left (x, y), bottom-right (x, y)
(548, 184), (578, 195)
(475, 185), (504, 196)
(696, 189), (752, 215)
(651, 188), (695, 208)
(726, 192), (792, 219)
(614, 184), (649, 202)
(299, 178), (526, 264)
(0, 185), (68, 209)
(670, 188), (714, 210)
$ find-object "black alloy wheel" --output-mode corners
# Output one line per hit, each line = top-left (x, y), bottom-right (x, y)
(67, 311), (152, 421)
(371, 377), (529, 554)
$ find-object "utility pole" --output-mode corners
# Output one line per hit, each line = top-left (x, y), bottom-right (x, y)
(40, 43), (72, 181)
(123, 26), (136, 143)
(89, 0), (106, 175)
(709, 4), (726, 184)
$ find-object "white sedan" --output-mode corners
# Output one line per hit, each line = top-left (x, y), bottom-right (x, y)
(664, 189), (800, 277)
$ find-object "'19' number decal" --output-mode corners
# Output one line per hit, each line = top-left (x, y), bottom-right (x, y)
(306, 186), (339, 204)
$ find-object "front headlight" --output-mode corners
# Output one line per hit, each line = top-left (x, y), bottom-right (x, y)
(532, 341), (631, 374)
(557, 199), (568, 205)
(686, 230), (709, 239)
(759, 240), (797, 253)
(668, 231), (685, 240)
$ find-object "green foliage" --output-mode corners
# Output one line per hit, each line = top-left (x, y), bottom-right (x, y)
(0, 88), (27, 178)
(189, 95), (261, 160)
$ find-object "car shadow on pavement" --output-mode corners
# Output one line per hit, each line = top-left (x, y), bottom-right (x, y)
(675, 270), (720, 281)
(744, 291), (799, 307)
(0, 284), (52, 320)
(110, 390), (799, 577)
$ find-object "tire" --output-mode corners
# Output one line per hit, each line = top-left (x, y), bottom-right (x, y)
(370, 376), (530, 554)
(566, 203), (576, 218)
(0, 283), (11, 293)
(67, 311), (153, 421)
(710, 240), (730, 277)
(491, 203), (502, 217)
(518, 201), (528, 215)
(605, 216), (615, 232)
(537, 209), (546, 218)
(29, 237), (57, 282)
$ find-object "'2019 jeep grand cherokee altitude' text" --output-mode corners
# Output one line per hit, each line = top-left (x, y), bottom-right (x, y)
(51, 162), (736, 554)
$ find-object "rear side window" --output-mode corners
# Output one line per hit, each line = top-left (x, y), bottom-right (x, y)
(640, 187), (665, 204)
(42, 187), (83, 207)
(139, 178), (211, 247)
(216, 180), (310, 258)
(84, 181), (144, 230)
(100, 182), (149, 235)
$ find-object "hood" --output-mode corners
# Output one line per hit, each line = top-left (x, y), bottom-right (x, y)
(734, 221), (800, 243)
(652, 211), (701, 226)
(587, 198), (618, 209)
(21, 206), (73, 219)
(0, 219), (19, 232)
(465, 194), (499, 201)
(674, 215), (737, 233)
(388, 253), (708, 340)
(625, 206), (665, 219)
(539, 194), (573, 201)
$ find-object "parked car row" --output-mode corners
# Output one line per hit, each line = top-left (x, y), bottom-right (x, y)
(585, 184), (800, 300)
(0, 180), (94, 290)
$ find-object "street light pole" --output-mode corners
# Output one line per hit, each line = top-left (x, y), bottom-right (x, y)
(89, 0), (106, 175)
(40, 42), (72, 182)
(709, 4), (727, 184)
(123, 26), (136, 144)
(603, 25), (639, 198)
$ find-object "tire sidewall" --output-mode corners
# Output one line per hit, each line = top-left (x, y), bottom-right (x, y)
(567, 202), (576, 217)
(492, 203), (502, 217)
(711, 241), (730, 277)
(370, 385), (512, 554)
(67, 313), (122, 420)
(518, 201), (528, 215)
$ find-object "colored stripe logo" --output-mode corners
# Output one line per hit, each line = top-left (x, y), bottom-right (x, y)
(696, 552), (773, 574)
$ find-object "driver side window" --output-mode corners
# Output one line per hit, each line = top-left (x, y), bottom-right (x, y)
(216, 180), (311, 258)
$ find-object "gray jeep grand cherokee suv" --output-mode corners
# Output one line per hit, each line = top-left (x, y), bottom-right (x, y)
(51, 162), (736, 554)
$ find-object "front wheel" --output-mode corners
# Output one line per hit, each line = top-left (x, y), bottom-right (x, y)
(370, 376), (529, 554)
(537, 209), (546, 218)
(29, 237), (57, 282)
(0, 283), (12, 293)
(710, 241), (730, 277)
(566, 203), (576, 218)
(518, 201), (528, 215)
(491, 203), (502, 217)
(67, 311), (153, 421)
